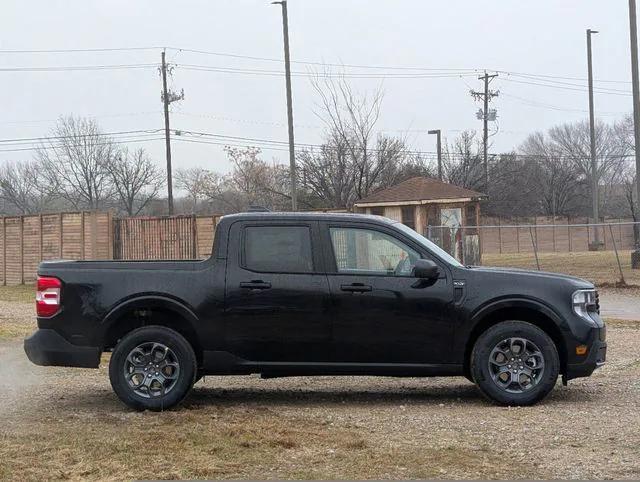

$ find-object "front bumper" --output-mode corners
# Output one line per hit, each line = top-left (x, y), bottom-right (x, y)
(24, 329), (101, 368)
(565, 334), (607, 380)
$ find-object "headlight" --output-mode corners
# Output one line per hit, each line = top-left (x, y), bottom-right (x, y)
(572, 289), (599, 325)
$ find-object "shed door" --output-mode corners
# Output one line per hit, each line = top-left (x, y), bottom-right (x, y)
(440, 208), (462, 261)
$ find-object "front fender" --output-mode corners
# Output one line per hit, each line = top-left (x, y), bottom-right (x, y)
(470, 296), (566, 329)
(455, 296), (571, 358)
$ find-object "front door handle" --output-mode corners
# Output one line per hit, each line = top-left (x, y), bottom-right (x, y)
(240, 280), (272, 290)
(340, 283), (372, 293)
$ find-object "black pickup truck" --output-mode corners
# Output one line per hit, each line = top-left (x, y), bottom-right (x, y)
(25, 212), (606, 410)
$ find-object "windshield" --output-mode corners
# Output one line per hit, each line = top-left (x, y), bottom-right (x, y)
(393, 222), (464, 268)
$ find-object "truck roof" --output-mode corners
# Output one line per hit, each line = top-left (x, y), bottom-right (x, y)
(220, 211), (397, 225)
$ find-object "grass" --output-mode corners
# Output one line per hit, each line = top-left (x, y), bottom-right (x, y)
(0, 321), (33, 340)
(0, 285), (34, 341)
(483, 250), (640, 287)
(0, 407), (522, 480)
(0, 284), (34, 304)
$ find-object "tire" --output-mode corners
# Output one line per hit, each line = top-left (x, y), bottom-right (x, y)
(470, 321), (560, 406)
(109, 326), (197, 411)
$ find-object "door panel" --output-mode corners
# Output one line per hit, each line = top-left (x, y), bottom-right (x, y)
(224, 221), (331, 362)
(323, 223), (456, 364)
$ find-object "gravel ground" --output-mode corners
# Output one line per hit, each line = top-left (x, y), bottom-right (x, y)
(1, 299), (639, 480)
(599, 288), (640, 321)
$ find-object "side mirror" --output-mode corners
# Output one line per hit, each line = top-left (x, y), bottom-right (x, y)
(413, 259), (439, 280)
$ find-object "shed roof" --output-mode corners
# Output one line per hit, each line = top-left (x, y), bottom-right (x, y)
(354, 177), (486, 206)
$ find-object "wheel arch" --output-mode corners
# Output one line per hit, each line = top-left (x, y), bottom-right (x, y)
(101, 295), (202, 362)
(463, 299), (568, 378)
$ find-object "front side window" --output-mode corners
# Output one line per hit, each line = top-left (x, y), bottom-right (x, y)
(244, 226), (313, 273)
(330, 227), (419, 276)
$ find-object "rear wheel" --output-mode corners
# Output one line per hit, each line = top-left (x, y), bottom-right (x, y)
(109, 326), (197, 411)
(471, 321), (559, 406)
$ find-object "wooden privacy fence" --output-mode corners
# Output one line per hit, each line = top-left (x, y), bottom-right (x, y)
(478, 216), (638, 254)
(113, 215), (220, 260)
(0, 212), (113, 285)
(0, 212), (221, 285)
(6, 211), (633, 285)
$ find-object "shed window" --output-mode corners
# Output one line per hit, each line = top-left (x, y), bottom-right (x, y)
(370, 207), (385, 216)
(401, 206), (416, 231)
(465, 204), (478, 234)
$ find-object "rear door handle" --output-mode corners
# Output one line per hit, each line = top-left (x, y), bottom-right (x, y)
(340, 283), (372, 293)
(240, 280), (272, 290)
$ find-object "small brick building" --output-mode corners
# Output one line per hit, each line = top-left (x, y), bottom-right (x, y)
(353, 177), (487, 262)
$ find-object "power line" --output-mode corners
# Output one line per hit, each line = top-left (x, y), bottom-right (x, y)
(501, 92), (625, 115)
(0, 45), (636, 84)
(178, 63), (479, 79)
(0, 45), (482, 73)
(173, 111), (321, 129)
(0, 47), (162, 54)
(169, 47), (485, 73)
(2, 124), (633, 162)
(0, 136), (165, 153)
(497, 69), (632, 85)
(502, 77), (633, 96)
(504, 71), (632, 94)
(0, 128), (164, 144)
(174, 129), (636, 161)
(0, 111), (162, 126)
(0, 133), (163, 150)
(0, 64), (158, 72)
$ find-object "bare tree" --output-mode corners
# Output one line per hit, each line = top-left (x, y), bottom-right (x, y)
(298, 132), (355, 208)
(36, 115), (116, 210)
(307, 74), (413, 205)
(175, 167), (217, 214)
(0, 160), (56, 214)
(548, 119), (629, 213)
(109, 148), (164, 216)
(484, 153), (541, 217)
(443, 131), (485, 190)
(520, 131), (584, 216)
(202, 147), (294, 213)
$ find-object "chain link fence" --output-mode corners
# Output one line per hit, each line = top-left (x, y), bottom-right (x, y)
(425, 221), (640, 287)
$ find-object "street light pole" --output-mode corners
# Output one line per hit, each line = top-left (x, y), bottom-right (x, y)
(428, 129), (442, 180)
(587, 28), (601, 247)
(272, 0), (298, 211)
(628, 0), (640, 256)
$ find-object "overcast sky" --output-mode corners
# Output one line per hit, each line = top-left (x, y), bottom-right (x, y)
(0, 0), (636, 177)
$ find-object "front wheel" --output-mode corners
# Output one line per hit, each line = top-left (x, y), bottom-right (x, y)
(109, 326), (197, 411)
(470, 321), (560, 406)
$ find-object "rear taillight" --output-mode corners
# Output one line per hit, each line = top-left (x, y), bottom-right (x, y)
(36, 276), (61, 317)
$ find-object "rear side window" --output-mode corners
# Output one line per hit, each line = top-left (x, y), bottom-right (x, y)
(244, 226), (313, 273)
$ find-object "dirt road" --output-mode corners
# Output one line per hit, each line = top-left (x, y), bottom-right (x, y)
(1, 298), (639, 480)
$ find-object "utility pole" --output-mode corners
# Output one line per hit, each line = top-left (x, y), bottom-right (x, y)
(587, 29), (601, 247)
(272, 0), (298, 211)
(471, 72), (498, 192)
(160, 50), (184, 215)
(628, 0), (640, 258)
(428, 129), (443, 180)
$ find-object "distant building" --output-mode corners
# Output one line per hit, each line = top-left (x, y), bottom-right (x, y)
(353, 177), (487, 262)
